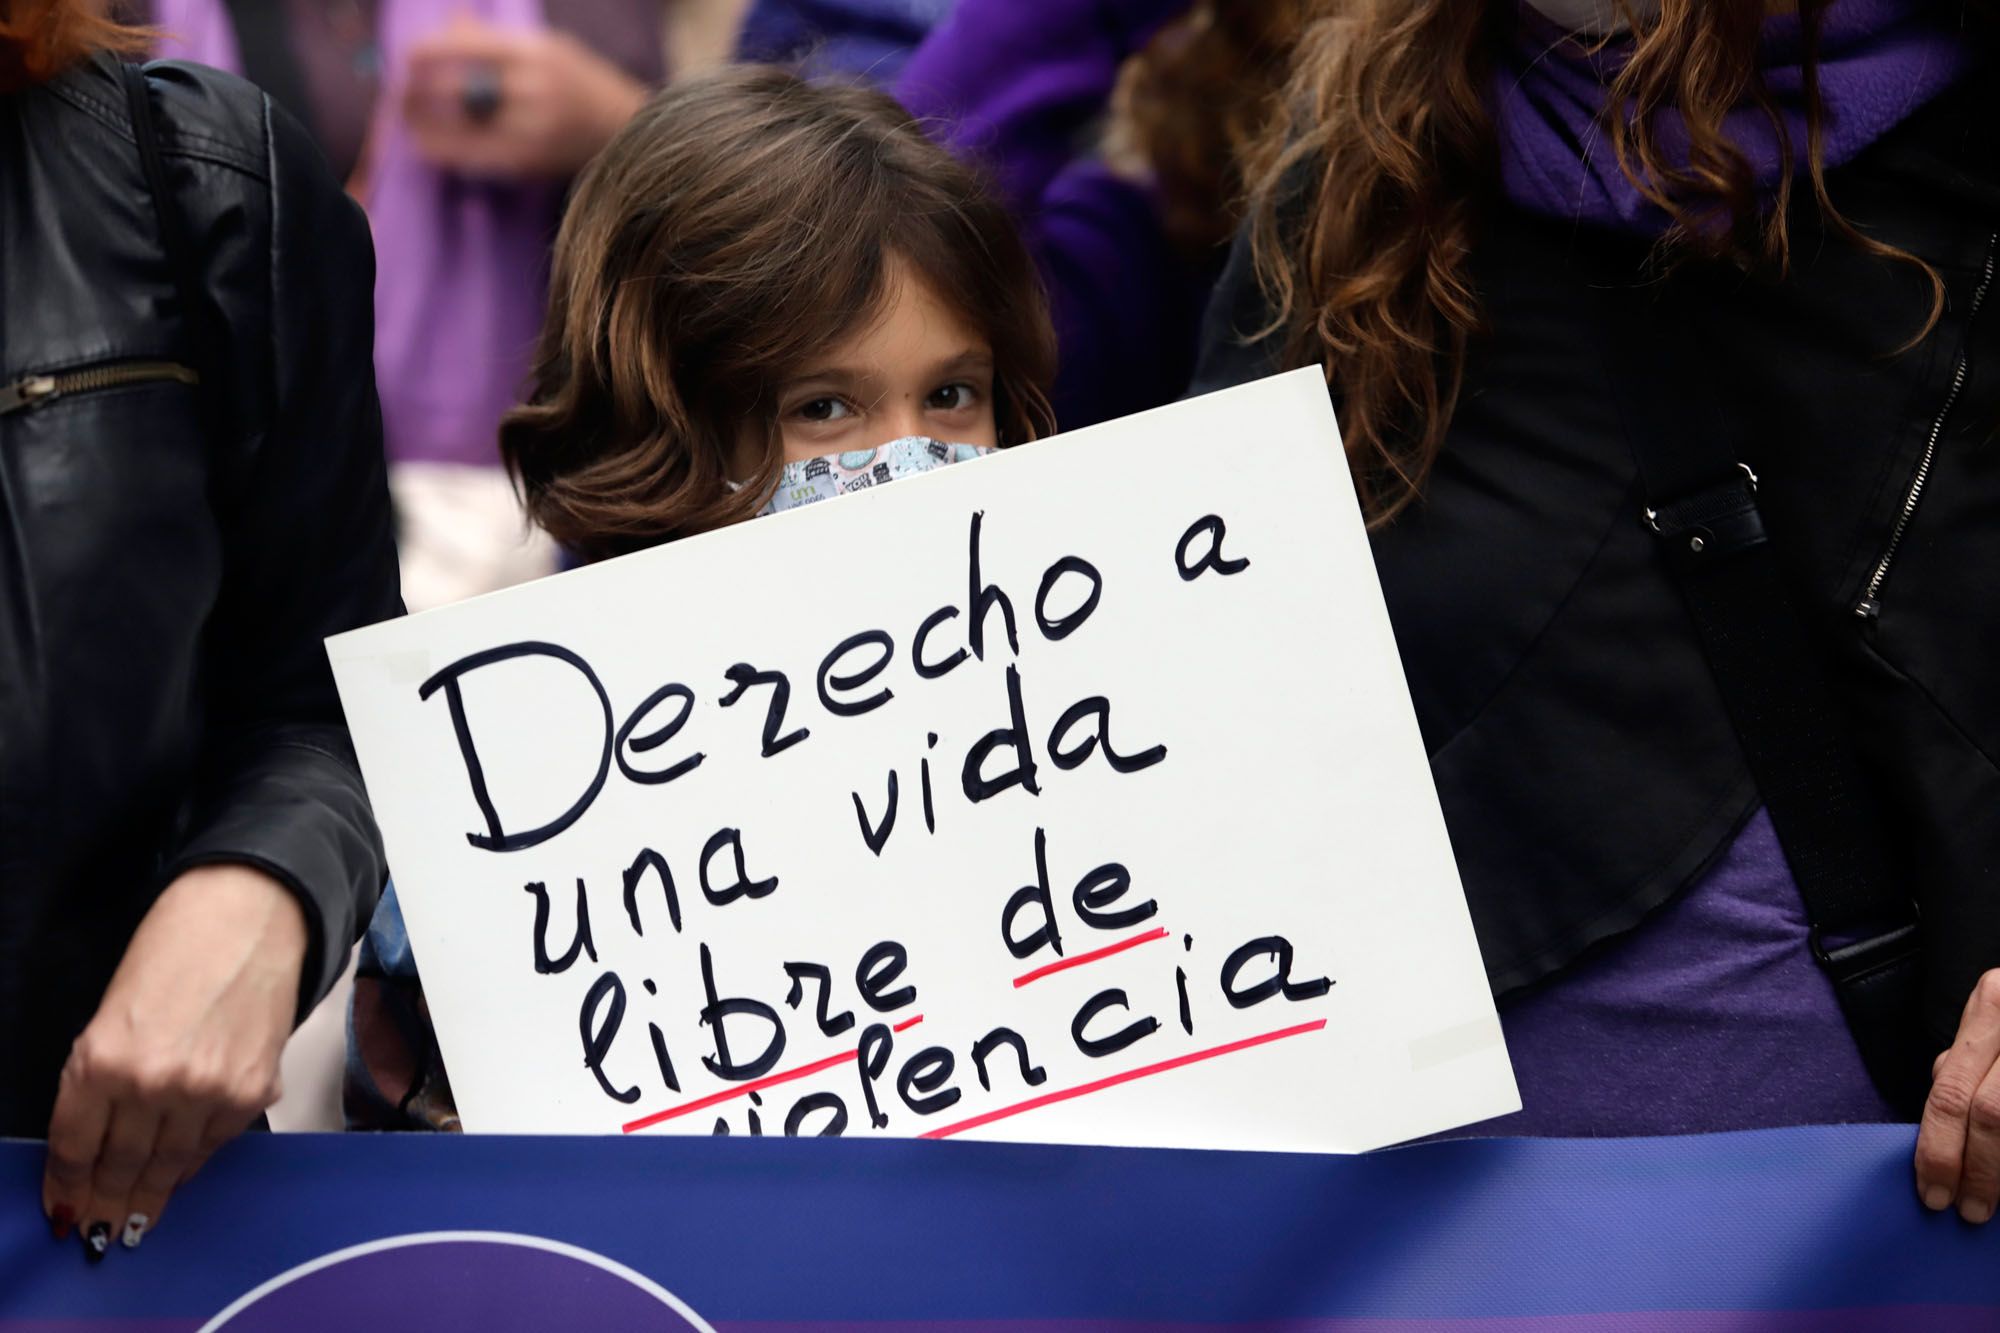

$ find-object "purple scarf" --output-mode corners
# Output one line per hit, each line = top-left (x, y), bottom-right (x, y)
(152, 0), (561, 470)
(1497, 0), (1971, 232)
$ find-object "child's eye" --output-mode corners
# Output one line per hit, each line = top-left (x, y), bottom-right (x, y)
(927, 382), (979, 411)
(796, 396), (853, 422)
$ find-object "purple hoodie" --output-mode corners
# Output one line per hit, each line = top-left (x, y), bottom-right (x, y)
(737, 0), (954, 80)
(897, 0), (1216, 432)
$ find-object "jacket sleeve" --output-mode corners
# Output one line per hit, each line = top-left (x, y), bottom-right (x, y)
(160, 85), (404, 1023)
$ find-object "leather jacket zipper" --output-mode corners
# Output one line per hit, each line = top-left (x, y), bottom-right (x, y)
(1855, 230), (1998, 619)
(0, 360), (199, 417)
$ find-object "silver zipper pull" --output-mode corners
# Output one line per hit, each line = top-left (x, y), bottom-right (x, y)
(0, 375), (58, 415)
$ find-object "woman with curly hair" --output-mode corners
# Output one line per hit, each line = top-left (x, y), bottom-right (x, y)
(1198, 0), (2000, 1221)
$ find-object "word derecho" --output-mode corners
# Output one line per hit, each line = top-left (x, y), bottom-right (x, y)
(334, 372), (1520, 1151)
(423, 508), (1332, 1138)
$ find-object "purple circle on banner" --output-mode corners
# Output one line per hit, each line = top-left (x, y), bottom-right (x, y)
(201, 1233), (716, 1333)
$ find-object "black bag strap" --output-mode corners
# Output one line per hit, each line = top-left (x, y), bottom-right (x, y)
(122, 62), (212, 361)
(1595, 274), (1930, 1116)
(121, 59), (236, 500)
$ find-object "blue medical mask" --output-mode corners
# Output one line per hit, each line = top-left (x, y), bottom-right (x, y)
(758, 437), (992, 517)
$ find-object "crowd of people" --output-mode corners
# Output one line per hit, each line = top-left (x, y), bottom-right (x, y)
(0, 0), (1995, 1268)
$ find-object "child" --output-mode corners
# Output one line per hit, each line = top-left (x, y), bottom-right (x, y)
(347, 65), (1058, 1129)
(502, 62), (1057, 558)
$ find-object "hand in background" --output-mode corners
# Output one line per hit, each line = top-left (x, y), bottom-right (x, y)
(1915, 968), (2000, 1225)
(401, 15), (647, 181)
(42, 864), (305, 1257)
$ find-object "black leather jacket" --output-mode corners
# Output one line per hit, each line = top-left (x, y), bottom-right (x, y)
(1194, 74), (1998, 1056)
(0, 56), (401, 1135)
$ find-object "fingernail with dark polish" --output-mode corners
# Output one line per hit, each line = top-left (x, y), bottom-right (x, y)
(121, 1214), (148, 1249)
(84, 1222), (110, 1263)
(48, 1204), (75, 1241)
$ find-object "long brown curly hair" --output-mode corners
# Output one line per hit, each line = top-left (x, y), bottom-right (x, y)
(1247, 0), (1987, 527)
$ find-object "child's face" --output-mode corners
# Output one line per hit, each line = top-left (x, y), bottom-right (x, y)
(763, 254), (1000, 463)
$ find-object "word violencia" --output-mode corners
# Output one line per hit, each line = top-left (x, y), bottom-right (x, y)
(417, 509), (1332, 1137)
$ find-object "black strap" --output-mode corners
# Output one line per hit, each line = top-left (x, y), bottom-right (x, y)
(121, 60), (234, 498)
(216, 0), (319, 147)
(1596, 275), (1930, 1116)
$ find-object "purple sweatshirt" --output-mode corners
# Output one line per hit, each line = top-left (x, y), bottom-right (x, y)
(896, 0), (1216, 431)
(737, 0), (953, 80)
(1497, 0), (1969, 232)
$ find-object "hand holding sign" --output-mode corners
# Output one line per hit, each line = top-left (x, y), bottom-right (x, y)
(329, 371), (1519, 1149)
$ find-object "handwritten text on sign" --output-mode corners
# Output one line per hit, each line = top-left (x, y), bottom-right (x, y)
(328, 370), (1519, 1150)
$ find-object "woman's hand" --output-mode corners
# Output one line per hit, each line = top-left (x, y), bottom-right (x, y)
(400, 15), (647, 181)
(1915, 968), (2000, 1225)
(42, 864), (305, 1257)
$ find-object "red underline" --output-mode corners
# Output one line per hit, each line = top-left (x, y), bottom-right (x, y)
(1012, 926), (1171, 988)
(917, 1017), (1329, 1141)
(621, 1014), (924, 1134)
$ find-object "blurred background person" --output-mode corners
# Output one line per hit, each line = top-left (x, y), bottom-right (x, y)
(897, 0), (1306, 430)
(141, 0), (671, 615)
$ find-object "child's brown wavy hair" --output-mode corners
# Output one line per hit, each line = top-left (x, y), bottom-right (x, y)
(502, 65), (1057, 561)
(1247, 0), (1990, 528)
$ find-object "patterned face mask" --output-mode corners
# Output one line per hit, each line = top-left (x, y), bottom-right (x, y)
(757, 437), (993, 517)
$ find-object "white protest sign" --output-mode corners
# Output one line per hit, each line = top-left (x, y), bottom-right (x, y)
(328, 368), (1518, 1150)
